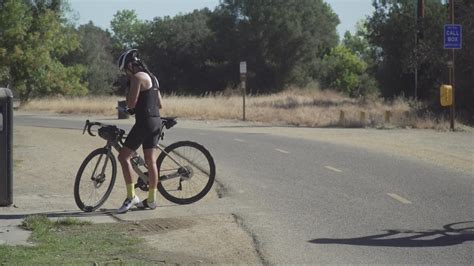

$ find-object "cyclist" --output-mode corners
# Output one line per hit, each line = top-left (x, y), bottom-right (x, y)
(116, 49), (163, 213)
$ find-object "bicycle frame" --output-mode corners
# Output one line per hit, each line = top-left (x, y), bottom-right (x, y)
(103, 135), (189, 184)
(82, 118), (196, 187)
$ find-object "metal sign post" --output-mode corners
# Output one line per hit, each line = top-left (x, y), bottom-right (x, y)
(240, 61), (247, 121)
(443, 0), (461, 131)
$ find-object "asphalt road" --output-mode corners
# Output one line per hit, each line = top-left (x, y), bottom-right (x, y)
(14, 114), (474, 264)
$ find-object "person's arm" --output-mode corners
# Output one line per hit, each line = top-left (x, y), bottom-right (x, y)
(126, 76), (141, 109)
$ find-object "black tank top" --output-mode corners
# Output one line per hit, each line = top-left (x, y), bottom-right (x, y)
(135, 74), (160, 121)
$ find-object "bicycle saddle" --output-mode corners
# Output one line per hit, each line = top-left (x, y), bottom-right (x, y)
(162, 117), (177, 129)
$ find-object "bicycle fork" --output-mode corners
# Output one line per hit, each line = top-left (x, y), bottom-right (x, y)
(90, 148), (111, 187)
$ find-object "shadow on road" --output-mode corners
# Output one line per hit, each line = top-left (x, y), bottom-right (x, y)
(0, 210), (113, 220)
(309, 221), (474, 247)
(0, 204), (175, 221)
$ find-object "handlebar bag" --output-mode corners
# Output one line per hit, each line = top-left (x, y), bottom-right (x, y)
(98, 126), (121, 142)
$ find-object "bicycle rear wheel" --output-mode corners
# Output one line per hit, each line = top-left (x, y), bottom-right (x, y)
(157, 141), (215, 204)
(74, 148), (116, 212)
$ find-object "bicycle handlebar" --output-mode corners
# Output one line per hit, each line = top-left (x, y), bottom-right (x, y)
(83, 117), (177, 141)
(82, 120), (105, 137)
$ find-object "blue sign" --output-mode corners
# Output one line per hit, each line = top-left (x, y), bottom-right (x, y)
(444, 24), (462, 49)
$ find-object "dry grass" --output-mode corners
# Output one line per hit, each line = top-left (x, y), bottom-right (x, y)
(20, 89), (458, 129)
(20, 96), (117, 116)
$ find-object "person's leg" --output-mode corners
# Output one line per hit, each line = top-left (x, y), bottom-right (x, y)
(118, 146), (136, 199)
(116, 125), (143, 213)
(136, 117), (161, 210)
(143, 147), (158, 204)
(116, 146), (140, 213)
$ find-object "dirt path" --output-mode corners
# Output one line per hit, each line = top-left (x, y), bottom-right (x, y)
(4, 125), (261, 264)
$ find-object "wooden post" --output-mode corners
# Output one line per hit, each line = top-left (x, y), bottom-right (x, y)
(384, 110), (391, 124)
(240, 61), (247, 121)
(360, 111), (366, 125)
(241, 76), (246, 121)
(339, 110), (345, 126)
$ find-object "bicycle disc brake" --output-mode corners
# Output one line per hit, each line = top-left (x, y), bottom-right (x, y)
(92, 173), (106, 188)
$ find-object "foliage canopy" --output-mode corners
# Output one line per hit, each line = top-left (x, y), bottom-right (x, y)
(0, 0), (87, 102)
(0, 0), (472, 121)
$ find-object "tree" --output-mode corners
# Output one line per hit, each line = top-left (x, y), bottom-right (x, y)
(214, 0), (340, 92)
(108, 1), (339, 94)
(70, 22), (117, 95)
(366, 0), (447, 100)
(109, 9), (150, 95)
(320, 45), (370, 96)
(138, 9), (215, 94)
(110, 10), (146, 51)
(342, 21), (374, 63)
(0, 0), (87, 102)
(342, 21), (379, 95)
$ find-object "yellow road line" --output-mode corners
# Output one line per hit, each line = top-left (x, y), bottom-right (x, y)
(325, 166), (343, 173)
(275, 148), (290, 154)
(387, 193), (412, 204)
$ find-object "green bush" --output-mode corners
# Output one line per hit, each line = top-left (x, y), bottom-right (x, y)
(320, 45), (376, 97)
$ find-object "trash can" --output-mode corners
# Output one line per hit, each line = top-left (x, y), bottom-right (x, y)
(0, 88), (13, 206)
(117, 100), (129, 119)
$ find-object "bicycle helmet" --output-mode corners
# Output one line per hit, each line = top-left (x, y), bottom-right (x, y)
(118, 49), (139, 71)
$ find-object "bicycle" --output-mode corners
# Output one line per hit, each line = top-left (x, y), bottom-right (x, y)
(73, 117), (216, 212)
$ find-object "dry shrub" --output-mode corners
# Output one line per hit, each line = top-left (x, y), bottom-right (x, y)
(20, 89), (463, 129)
(22, 96), (117, 116)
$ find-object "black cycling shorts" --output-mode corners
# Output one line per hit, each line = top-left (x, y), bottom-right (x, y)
(124, 117), (161, 150)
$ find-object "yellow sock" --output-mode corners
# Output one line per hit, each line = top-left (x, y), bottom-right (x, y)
(148, 188), (156, 203)
(126, 183), (135, 199)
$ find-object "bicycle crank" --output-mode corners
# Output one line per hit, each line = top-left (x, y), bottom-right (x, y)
(135, 174), (150, 192)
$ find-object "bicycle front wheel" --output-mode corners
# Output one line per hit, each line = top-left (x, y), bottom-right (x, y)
(157, 141), (215, 204)
(74, 148), (117, 212)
